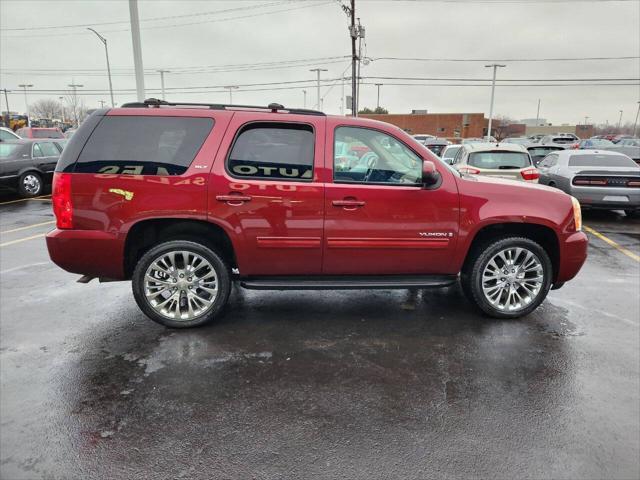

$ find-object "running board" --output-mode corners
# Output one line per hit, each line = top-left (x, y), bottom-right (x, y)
(239, 275), (458, 290)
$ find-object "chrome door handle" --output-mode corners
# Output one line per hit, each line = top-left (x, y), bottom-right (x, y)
(216, 194), (252, 205)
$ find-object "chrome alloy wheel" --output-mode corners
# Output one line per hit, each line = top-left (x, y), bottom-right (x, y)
(22, 174), (41, 195)
(143, 250), (218, 321)
(481, 247), (544, 312)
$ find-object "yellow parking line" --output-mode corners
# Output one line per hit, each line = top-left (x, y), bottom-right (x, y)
(0, 220), (55, 234)
(584, 225), (640, 263)
(0, 195), (51, 206)
(0, 233), (46, 248)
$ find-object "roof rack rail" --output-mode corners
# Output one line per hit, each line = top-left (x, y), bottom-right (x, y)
(120, 98), (326, 116)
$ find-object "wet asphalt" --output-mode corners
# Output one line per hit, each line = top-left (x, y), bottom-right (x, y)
(1, 190), (639, 480)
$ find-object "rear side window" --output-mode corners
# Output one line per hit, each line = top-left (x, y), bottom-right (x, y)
(226, 122), (314, 181)
(36, 142), (60, 157)
(75, 116), (214, 175)
(568, 154), (638, 168)
(468, 151), (531, 169)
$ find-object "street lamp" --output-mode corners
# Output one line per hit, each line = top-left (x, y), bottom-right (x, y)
(375, 83), (382, 110)
(156, 70), (170, 100)
(18, 84), (33, 126)
(485, 64), (506, 141)
(58, 96), (65, 122)
(87, 28), (115, 107)
(633, 101), (640, 137)
(309, 68), (328, 110)
(302, 90), (307, 108)
(223, 86), (239, 104)
(617, 110), (623, 131)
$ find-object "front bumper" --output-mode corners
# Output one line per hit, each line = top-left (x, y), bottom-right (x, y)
(46, 228), (126, 279)
(556, 231), (589, 283)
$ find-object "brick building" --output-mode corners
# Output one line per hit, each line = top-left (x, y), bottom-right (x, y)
(359, 113), (491, 140)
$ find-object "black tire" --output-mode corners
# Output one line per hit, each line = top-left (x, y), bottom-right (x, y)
(460, 236), (553, 319)
(17, 171), (43, 198)
(132, 240), (231, 328)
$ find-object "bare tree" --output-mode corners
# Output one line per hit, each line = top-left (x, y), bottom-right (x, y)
(64, 93), (89, 126)
(29, 99), (63, 120)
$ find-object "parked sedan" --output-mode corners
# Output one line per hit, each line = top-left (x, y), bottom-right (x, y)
(0, 126), (21, 142)
(603, 138), (640, 164)
(423, 138), (450, 157)
(537, 150), (639, 215)
(572, 138), (615, 149)
(440, 144), (462, 165)
(452, 143), (539, 183)
(0, 139), (63, 197)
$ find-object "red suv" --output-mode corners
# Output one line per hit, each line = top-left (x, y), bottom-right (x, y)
(46, 100), (588, 328)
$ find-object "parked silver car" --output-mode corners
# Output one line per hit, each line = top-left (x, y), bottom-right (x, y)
(537, 150), (640, 215)
(603, 138), (640, 164)
(440, 144), (462, 165)
(451, 142), (539, 183)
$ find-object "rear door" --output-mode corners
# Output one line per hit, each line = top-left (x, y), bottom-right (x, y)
(208, 113), (325, 276)
(32, 141), (59, 174)
(322, 122), (459, 275)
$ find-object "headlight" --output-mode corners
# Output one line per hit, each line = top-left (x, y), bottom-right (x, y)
(571, 196), (582, 231)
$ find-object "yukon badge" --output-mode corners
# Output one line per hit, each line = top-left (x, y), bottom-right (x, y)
(419, 232), (453, 238)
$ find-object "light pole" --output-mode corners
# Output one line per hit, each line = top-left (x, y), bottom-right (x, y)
(535, 98), (541, 126)
(375, 83), (382, 110)
(224, 86), (238, 104)
(302, 90), (307, 108)
(633, 101), (640, 137)
(129, 0), (145, 101)
(87, 28), (115, 107)
(58, 96), (65, 122)
(68, 82), (83, 126)
(309, 68), (327, 110)
(18, 84), (33, 125)
(584, 116), (589, 125)
(2, 89), (11, 128)
(617, 110), (623, 131)
(485, 64), (506, 141)
(156, 70), (170, 100)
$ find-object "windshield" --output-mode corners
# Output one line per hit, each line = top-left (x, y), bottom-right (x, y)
(0, 143), (21, 158)
(427, 144), (446, 156)
(582, 139), (614, 147)
(568, 154), (638, 168)
(468, 151), (530, 169)
(442, 146), (461, 159)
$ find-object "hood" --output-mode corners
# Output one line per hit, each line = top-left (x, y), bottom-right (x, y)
(457, 172), (561, 194)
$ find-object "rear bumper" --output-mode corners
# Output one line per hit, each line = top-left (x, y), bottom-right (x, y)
(556, 231), (588, 283)
(571, 186), (640, 210)
(46, 228), (125, 279)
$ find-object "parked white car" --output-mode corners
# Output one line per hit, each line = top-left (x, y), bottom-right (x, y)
(450, 143), (539, 183)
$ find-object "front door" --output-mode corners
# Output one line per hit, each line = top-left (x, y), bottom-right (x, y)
(209, 114), (326, 276)
(323, 124), (459, 275)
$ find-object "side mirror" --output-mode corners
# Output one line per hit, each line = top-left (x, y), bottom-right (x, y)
(422, 160), (440, 187)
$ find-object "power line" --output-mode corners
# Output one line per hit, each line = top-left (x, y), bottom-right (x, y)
(1, 2), (334, 38)
(373, 55), (640, 62)
(365, 76), (639, 82)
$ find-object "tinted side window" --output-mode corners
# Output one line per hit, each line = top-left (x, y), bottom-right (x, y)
(227, 123), (314, 181)
(76, 116), (214, 175)
(38, 142), (60, 156)
(32, 144), (44, 158)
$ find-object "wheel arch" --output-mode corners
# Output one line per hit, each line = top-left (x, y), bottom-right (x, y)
(461, 222), (560, 282)
(123, 218), (237, 279)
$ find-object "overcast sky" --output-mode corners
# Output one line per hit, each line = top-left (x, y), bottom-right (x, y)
(1, 0), (639, 126)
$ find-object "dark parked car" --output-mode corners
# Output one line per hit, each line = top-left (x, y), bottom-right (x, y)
(423, 138), (450, 157)
(0, 139), (64, 197)
(526, 144), (566, 166)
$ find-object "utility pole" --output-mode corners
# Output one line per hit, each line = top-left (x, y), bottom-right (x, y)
(309, 68), (327, 110)
(535, 98), (541, 126)
(350, 1), (357, 116)
(129, 0), (145, 102)
(375, 83), (382, 110)
(2, 89), (10, 127)
(18, 84), (33, 126)
(633, 101), (640, 137)
(68, 82), (84, 126)
(356, 18), (364, 114)
(224, 86), (238, 104)
(302, 90), (307, 108)
(58, 96), (65, 122)
(485, 64), (506, 141)
(341, 77), (345, 115)
(87, 28), (115, 107)
(617, 109), (623, 131)
(156, 70), (170, 100)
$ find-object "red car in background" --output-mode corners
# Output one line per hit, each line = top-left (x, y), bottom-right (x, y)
(16, 127), (65, 139)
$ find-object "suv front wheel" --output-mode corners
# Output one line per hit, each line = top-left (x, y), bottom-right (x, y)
(132, 240), (231, 328)
(461, 237), (553, 318)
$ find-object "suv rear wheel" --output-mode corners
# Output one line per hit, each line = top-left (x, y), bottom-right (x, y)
(461, 237), (552, 318)
(132, 240), (230, 328)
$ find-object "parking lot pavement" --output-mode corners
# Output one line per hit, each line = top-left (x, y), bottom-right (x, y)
(1, 195), (638, 480)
